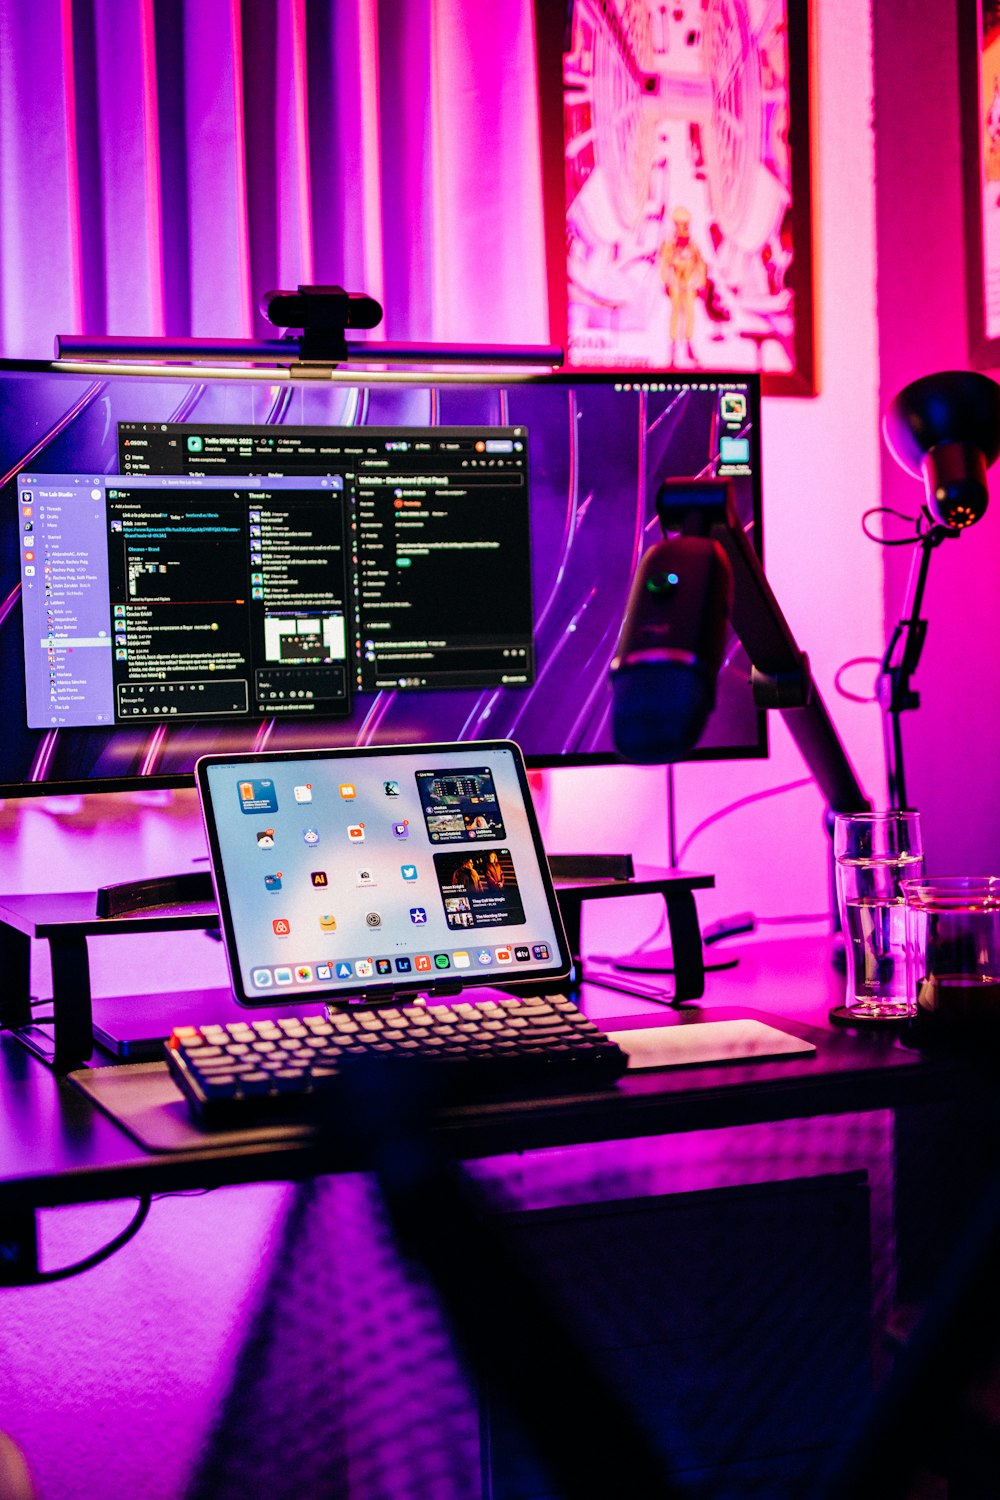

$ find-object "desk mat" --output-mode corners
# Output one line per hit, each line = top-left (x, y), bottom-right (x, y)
(68, 1063), (311, 1154)
(69, 1015), (818, 1156)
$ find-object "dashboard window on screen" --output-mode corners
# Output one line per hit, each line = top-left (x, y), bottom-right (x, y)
(0, 363), (764, 794)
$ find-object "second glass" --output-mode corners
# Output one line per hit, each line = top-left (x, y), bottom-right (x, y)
(834, 811), (924, 1020)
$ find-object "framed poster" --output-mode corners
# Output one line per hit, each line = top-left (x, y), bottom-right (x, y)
(535, 0), (816, 395)
(962, 0), (1000, 368)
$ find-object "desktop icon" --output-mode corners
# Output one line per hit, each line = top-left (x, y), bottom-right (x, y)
(409, 907), (427, 925)
(532, 944), (551, 961)
(392, 822), (410, 840)
(339, 783), (356, 800)
(355, 958), (374, 978)
(395, 957), (413, 973)
(347, 824), (365, 842)
(316, 964), (333, 981)
(272, 918), (291, 937)
(453, 951), (471, 969)
(400, 864), (418, 881)
(375, 959), (393, 975)
(383, 780), (400, 797)
(238, 779), (278, 814)
(514, 946), (530, 962)
(356, 869), (376, 887)
(495, 947), (512, 964)
(319, 913), (337, 932)
(256, 829), (276, 848)
(263, 873), (283, 893)
(293, 784), (313, 803)
(365, 912), (382, 928)
(295, 965), (314, 983)
(310, 871), (328, 887)
(476, 949), (493, 966)
(336, 961), (353, 980)
(303, 827), (320, 845)
(252, 968), (273, 988)
(414, 954), (432, 972)
(433, 953), (450, 969)
(274, 967), (293, 985)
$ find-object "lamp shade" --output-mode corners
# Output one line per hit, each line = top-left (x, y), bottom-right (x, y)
(883, 370), (1000, 528)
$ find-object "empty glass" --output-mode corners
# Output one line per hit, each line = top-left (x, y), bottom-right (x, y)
(902, 877), (1000, 1035)
(834, 811), (924, 1021)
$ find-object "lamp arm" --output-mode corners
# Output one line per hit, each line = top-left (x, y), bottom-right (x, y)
(876, 526), (952, 811)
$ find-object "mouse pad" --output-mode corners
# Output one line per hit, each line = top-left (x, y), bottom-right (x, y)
(606, 1018), (816, 1069)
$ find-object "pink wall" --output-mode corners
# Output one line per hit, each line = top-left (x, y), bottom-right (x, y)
(1, 2), (967, 1493)
(874, 0), (1000, 876)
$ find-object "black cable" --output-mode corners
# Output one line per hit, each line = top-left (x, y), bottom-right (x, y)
(861, 505), (928, 546)
(834, 655), (881, 704)
(28, 1196), (152, 1285)
(676, 776), (813, 866)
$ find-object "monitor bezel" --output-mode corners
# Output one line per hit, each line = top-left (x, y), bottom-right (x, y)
(0, 358), (767, 797)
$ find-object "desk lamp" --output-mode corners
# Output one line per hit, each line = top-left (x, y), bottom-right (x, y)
(880, 370), (1000, 810)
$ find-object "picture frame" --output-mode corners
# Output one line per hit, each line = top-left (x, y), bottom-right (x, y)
(534, 0), (816, 396)
(961, 0), (1000, 369)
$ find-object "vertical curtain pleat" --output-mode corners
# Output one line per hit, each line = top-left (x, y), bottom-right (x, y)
(92, 0), (165, 334)
(0, 0), (548, 354)
(304, 0), (386, 315)
(184, 0), (253, 336)
(152, 0), (191, 334)
(275, 0), (314, 292)
(0, 0), (82, 356)
(377, 0), (434, 341)
(428, 0), (549, 342)
(240, 0), (279, 338)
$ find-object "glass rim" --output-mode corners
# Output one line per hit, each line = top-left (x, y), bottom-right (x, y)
(832, 810), (921, 823)
(901, 875), (1000, 909)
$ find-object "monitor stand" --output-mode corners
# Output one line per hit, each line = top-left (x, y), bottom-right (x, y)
(91, 988), (328, 1061)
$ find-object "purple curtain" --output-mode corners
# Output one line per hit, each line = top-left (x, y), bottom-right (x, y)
(0, 0), (549, 356)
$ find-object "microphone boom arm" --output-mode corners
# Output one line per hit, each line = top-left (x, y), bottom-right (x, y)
(659, 480), (871, 816)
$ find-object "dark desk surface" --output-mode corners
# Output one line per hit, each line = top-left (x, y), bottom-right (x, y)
(0, 936), (962, 1211)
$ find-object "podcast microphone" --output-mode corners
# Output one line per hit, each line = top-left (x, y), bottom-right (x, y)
(611, 535), (734, 762)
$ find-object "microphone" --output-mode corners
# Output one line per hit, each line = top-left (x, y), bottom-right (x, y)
(611, 536), (734, 762)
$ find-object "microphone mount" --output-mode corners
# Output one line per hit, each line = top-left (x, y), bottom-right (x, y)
(652, 479), (869, 816)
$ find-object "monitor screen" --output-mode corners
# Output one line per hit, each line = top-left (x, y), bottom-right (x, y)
(0, 360), (765, 796)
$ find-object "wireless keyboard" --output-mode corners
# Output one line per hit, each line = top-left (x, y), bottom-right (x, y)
(166, 993), (628, 1128)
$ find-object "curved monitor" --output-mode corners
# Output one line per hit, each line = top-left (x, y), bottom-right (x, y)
(0, 360), (764, 796)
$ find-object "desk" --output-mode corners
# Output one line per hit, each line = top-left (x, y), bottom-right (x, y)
(0, 935), (962, 1212)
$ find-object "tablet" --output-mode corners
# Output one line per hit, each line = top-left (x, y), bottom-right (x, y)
(196, 740), (572, 1007)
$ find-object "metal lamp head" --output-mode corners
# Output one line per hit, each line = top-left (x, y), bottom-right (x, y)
(883, 370), (1000, 529)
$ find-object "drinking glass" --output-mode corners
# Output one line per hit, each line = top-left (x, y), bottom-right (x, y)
(833, 811), (924, 1021)
(902, 877), (1000, 1035)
